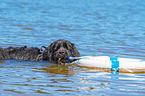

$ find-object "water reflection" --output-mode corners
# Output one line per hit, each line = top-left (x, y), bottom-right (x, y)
(0, 60), (145, 95)
(40, 64), (79, 76)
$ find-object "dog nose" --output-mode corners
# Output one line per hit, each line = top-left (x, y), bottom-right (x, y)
(59, 51), (65, 55)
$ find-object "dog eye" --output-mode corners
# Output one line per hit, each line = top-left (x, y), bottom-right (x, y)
(56, 46), (60, 50)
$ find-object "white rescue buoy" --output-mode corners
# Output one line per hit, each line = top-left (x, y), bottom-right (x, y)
(68, 56), (145, 73)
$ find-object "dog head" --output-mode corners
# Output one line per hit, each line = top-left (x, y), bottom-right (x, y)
(43, 40), (80, 63)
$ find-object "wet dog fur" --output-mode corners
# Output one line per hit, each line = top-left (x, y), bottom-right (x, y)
(0, 40), (80, 63)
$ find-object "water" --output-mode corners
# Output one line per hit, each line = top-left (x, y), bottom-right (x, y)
(0, 0), (145, 95)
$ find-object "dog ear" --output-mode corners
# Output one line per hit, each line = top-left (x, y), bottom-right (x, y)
(71, 44), (80, 57)
(43, 44), (54, 61)
(65, 41), (80, 57)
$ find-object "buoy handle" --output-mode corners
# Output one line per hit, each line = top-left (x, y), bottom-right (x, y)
(68, 56), (82, 60)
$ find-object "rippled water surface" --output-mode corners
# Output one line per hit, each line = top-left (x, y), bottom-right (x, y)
(1, 0), (145, 95)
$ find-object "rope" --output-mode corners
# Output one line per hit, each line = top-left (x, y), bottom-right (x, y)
(36, 46), (47, 61)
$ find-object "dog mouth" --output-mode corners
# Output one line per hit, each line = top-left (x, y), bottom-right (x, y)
(54, 48), (71, 64)
(57, 57), (69, 64)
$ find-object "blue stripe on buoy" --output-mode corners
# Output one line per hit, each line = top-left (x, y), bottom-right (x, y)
(110, 57), (119, 71)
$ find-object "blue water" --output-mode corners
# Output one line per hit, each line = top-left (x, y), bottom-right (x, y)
(1, 0), (145, 95)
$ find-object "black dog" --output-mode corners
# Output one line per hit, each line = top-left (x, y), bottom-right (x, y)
(43, 40), (80, 63)
(0, 40), (80, 63)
